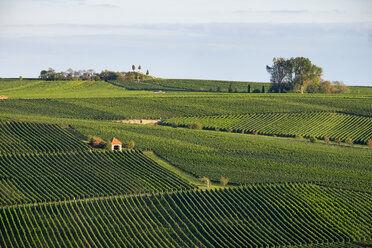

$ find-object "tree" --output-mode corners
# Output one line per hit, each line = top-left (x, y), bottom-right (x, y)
(132, 65), (136, 72)
(262, 85), (265, 93)
(39, 70), (48, 80)
(220, 177), (229, 186)
(319, 80), (334, 93)
(39, 68), (56, 81)
(217, 86), (221, 92)
(234, 88), (238, 93)
(346, 138), (353, 146)
(99, 70), (122, 82)
(228, 83), (233, 93)
(19, 76), (23, 81)
(333, 81), (350, 93)
(266, 57), (323, 93)
(187, 122), (203, 130)
(89, 136), (106, 148)
(247, 85), (251, 93)
(266, 58), (292, 93)
(200, 177), (210, 188)
(138, 65), (141, 72)
(126, 140), (135, 149)
(146, 69), (149, 76)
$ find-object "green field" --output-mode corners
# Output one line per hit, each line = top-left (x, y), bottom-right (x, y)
(163, 112), (372, 144)
(1, 184), (370, 247)
(0, 150), (193, 206)
(0, 78), (371, 247)
(0, 120), (88, 153)
(1, 80), (371, 121)
(111, 78), (269, 92)
(71, 121), (372, 192)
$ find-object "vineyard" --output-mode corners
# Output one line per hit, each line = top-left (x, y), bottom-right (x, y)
(0, 120), (88, 153)
(72, 121), (372, 192)
(111, 78), (268, 92)
(1, 94), (371, 121)
(163, 112), (372, 144)
(0, 150), (193, 206)
(0, 183), (370, 247)
(0, 78), (371, 247)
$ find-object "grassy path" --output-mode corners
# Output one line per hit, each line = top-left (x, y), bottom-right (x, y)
(143, 150), (228, 189)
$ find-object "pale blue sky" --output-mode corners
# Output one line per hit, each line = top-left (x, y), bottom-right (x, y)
(0, 0), (371, 85)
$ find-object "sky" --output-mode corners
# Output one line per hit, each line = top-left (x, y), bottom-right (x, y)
(0, 0), (371, 85)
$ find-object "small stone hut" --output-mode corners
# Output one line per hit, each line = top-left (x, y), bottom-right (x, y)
(111, 137), (122, 151)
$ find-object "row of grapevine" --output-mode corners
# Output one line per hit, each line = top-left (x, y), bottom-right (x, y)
(0, 150), (193, 206)
(0, 183), (370, 247)
(1, 93), (371, 121)
(0, 120), (88, 153)
(164, 112), (372, 143)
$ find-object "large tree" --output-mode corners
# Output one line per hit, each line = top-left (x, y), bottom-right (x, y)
(266, 57), (322, 93)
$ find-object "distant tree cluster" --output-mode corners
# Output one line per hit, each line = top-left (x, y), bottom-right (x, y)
(39, 65), (152, 82)
(266, 57), (349, 93)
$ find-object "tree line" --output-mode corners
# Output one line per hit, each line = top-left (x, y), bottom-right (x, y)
(266, 57), (349, 93)
(39, 65), (151, 82)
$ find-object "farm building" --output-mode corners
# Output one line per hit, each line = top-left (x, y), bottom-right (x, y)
(111, 137), (122, 151)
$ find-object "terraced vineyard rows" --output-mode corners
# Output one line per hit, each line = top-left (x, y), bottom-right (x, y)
(0, 183), (370, 248)
(1, 94), (371, 120)
(164, 112), (372, 144)
(0, 150), (193, 206)
(0, 120), (88, 153)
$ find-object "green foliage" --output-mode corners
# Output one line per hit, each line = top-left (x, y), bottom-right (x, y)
(1, 184), (370, 247)
(122, 71), (154, 81)
(73, 122), (372, 192)
(346, 138), (353, 146)
(228, 83), (233, 93)
(187, 122), (203, 130)
(126, 140), (135, 149)
(89, 136), (107, 148)
(267, 57), (327, 93)
(220, 176), (229, 186)
(112, 78), (268, 92)
(252, 89), (261, 93)
(200, 177), (210, 187)
(0, 150), (192, 205)
(295, 134), (304, 140)
(164, 112), (372, 144)
(0, 80), (370, 119)
(273, 64), (351, 95)
(99, 70), (122, 81)
(0, 79), (132, 99)
(309, 136), (317, 143)
(0, 120), (88, 154)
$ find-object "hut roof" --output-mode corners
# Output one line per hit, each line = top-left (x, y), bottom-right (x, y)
(111, 137), (122, 145)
